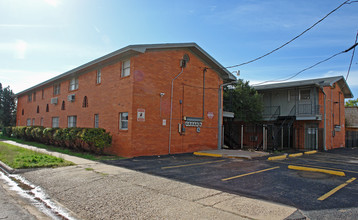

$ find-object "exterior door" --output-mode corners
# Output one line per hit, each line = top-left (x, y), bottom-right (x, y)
(305, 123), (318, 150)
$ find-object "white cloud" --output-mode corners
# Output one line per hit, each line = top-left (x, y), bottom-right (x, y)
(14, 40), (28, 59)
(43, 0), (61, 7)
(0, 69), (60, 93)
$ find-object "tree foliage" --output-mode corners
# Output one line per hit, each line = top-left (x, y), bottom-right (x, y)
(0, 83), (16, 127)
(345, 98), (358, 107)
(223, 79), (263, 122)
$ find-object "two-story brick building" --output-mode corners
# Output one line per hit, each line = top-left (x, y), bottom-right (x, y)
(254, 76), (353, 150)
(15, 43), (236, 157)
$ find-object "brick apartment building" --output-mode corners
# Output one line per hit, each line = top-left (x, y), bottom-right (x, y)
(15, 43), (236, 157)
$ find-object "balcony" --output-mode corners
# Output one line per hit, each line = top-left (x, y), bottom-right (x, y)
(263, 104), (321, 121)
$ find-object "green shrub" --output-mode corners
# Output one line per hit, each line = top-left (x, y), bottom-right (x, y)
(12, 126), (26, 139)
(2, 127), (12, 137)
(8, 126), (112, 154)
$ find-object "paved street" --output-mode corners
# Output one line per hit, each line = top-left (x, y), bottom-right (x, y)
(0, 170), (45, 220)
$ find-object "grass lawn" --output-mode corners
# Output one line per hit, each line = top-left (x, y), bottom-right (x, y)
(0, 136), (125, 161)
(0, 142), (74, 169)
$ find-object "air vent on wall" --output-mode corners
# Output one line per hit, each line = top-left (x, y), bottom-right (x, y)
(50, 97), (58, 105)
(67, 94), (75, 102)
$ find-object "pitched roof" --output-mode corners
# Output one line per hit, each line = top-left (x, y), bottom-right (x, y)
(15, 43), (236, 97)
(253, 76), (353, 98)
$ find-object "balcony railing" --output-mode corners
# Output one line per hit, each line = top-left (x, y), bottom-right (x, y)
(297, 104), (320, 116)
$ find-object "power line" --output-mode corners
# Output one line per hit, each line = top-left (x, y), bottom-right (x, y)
(346, 30), (358, 81)
(224, 0), (351, 69)
(252, 43), (358, 86)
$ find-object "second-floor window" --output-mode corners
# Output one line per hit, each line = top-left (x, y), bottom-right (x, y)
(69, 77), (79, 91)
(96, 69), (101, 84)
(28, 94), (32, 102)
(54, 83), (61, 95)
(121, 59), (130, 77)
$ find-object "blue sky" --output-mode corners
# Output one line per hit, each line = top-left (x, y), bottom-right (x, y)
(1, 0), (357, 99)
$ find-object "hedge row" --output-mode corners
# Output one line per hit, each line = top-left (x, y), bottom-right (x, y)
(2, 126), (112, 154)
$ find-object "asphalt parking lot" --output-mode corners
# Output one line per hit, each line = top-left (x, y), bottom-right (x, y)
(103, 147), (358, 211)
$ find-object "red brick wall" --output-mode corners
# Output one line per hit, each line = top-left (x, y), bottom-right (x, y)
(16, 49), (223, 157)
(319, 83), (346, 150)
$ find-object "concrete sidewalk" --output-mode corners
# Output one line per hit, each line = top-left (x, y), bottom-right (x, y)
(2, 140), (297, 220)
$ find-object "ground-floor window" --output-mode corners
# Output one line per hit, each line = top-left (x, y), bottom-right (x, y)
(40, 118), (44, 126)
(32, 118), (35, 126)
(26, 119), (31, 126)
(68, 116), (77, 128)
(52, 117), (59, 128)
(119, 112), (128, 130)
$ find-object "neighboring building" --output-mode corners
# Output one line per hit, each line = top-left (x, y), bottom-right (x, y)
(252, 76), (353, 151)
(15, 43), (236, 157)
(345, 106), (358, 148)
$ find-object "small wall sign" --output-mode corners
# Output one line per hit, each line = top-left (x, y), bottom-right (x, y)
(207, 112), (214, 119)
(137, 109), (145, 122)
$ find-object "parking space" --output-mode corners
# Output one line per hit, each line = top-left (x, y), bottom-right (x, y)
(103, 148), (358, 211)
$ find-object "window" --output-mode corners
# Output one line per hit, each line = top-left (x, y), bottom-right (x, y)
(28, 94), (32, 102)
(37, 105), (40, 113)
(42, 89), (44, 99)
(288, 90), (297, 102)
(121, 59), (130, 77)
(26, 119), (31, 126)
(69, 77), (78, 91)
(96, 69), (101, 84)
(32, 118), (35, 126)
(119, 112), (128, 130)
(82, 96), (88, 108)
(33, 91), (36, 102)
(40, 118), (44, 126)
(53, 83), (61, 95)
(68, 116), (77, 128)
(94, 114), (99, 128)
(61, 100), (65, 110)
(52, 117), (59, 128)
(22, 109), (24, 115)
(46, 104), (49, 112)
(299, 89), (310, 100)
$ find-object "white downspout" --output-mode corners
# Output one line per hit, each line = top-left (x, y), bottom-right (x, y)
(168, 67), (184, 154)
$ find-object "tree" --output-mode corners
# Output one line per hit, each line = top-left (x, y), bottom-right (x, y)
(345, 98), (358, 107)
(0, 83), (16, 127)
(223, 79), (263, 122)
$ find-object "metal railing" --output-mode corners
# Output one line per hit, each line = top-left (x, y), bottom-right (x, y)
(297, 104), (320, 116)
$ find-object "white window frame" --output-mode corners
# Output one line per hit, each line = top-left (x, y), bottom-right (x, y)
(96, 69), (101, 84)
(94, 114), (99, 128)
(40, 117), (44, 126)
(68, 116), (77, 128)
(69, 77), (79, 91)
(52, 117), (59, 128)
(121, 59), (130, 77)
(119, 112), (128, 130)
(53, 83), (61, 95)
(26, 119), (31, 126)
(32, 118), (35, 126)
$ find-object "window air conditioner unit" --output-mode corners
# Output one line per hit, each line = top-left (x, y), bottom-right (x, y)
(51, 97), (58, 105)
(67, 94), (75, 102)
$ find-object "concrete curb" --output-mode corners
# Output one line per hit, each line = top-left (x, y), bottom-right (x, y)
(267, 155), (287, 161)
(288, 165), (346, 177)
(0, 160), (15, 174)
